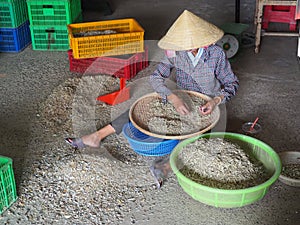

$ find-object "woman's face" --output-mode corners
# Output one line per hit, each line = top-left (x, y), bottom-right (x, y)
(186, 45), (210, 52)
(187, 48), (198, 53)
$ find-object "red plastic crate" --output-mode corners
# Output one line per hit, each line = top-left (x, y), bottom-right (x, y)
(137, 48), (149, 72)
(68, 48), (149, 79)
(263, 5), (297, 31)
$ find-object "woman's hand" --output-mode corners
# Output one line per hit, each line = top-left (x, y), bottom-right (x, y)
(199, 100), (215, 115)
(167, 93), (190, 115)
(199, 96), (223, 115)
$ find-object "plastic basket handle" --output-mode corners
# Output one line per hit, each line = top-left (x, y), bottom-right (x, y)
(43, 5), (54, 16)
(45, 29), (55, 33)
(45, 29), (56, 47)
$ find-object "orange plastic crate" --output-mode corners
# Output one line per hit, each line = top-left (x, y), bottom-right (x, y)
(67, 18), (144, 59)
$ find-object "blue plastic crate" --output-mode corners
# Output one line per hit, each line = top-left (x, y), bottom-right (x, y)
(122, 122), (179, 156)
(0, 20), (31, 52)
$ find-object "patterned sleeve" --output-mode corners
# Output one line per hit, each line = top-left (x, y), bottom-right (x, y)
(214, 49), (239, 102)
(149, 55), (175, 98)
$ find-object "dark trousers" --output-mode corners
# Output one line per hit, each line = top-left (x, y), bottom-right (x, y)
(110, 109), (130, 134)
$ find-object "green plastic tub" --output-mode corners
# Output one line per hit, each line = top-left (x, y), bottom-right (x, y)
(170, 132), (281, 208)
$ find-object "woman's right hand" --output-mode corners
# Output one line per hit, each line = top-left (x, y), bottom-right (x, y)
(167, 93), (190, 115)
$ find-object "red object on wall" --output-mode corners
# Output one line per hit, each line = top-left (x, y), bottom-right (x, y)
(262, 5), (297, 31)
(296, 1), (300, 20)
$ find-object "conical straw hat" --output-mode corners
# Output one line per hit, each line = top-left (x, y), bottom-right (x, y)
(158, 10), (224, 51)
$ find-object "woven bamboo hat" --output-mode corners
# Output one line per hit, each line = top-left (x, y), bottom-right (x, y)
(158, 10), (224, 51)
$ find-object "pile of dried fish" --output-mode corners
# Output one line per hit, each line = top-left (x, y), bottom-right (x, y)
(281, 164), (300, 180)
(0, 73), (162, 224)
(73, 30), (117, 37)
(38, 78), (81, 134)
(38, 75), (120, 135)
(178, 138), (271, 189)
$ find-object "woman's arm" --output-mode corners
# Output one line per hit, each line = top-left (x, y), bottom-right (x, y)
(214, 49), (239, 103)
(149, 55), (175, 98)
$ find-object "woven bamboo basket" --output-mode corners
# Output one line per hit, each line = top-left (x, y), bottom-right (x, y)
(129, 90), (220, 140)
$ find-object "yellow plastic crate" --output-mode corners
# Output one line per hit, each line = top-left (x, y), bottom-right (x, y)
(68, 18), (144, 59)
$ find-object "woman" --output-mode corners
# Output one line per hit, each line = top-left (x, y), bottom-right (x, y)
(65, 10), (239, 152)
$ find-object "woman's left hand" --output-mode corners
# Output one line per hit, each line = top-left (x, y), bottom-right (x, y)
(199, 96), (222, 115)
(199, 100), (216, 115)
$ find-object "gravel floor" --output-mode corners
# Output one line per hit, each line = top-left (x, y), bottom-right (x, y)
(1, 42), (299, 225)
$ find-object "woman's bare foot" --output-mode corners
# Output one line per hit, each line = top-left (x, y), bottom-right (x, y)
(66, 125), (116, 149)
(79, 124), (116, 148)
(81, 132), (102, 148)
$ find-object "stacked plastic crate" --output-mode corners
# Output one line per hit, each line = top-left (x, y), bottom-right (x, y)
(0, 0), (31, 52)
(67, 18), (149, 105)
(0, 156), (18, 215)
(26, 0), (82, 51)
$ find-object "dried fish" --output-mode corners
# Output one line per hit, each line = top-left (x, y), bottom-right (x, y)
(138, 92), (213, 135)
(178, 138), (271, 189)
(281, 164), (300, 179)
(73, 30), (117, 37)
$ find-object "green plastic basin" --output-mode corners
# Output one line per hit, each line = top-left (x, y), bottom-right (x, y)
(170, 132), (281, 208)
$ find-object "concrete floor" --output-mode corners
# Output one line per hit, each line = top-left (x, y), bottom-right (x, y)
(1, 0), (300, 224)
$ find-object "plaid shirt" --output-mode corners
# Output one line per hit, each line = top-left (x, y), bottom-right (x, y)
(150, 45), (239, 103)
